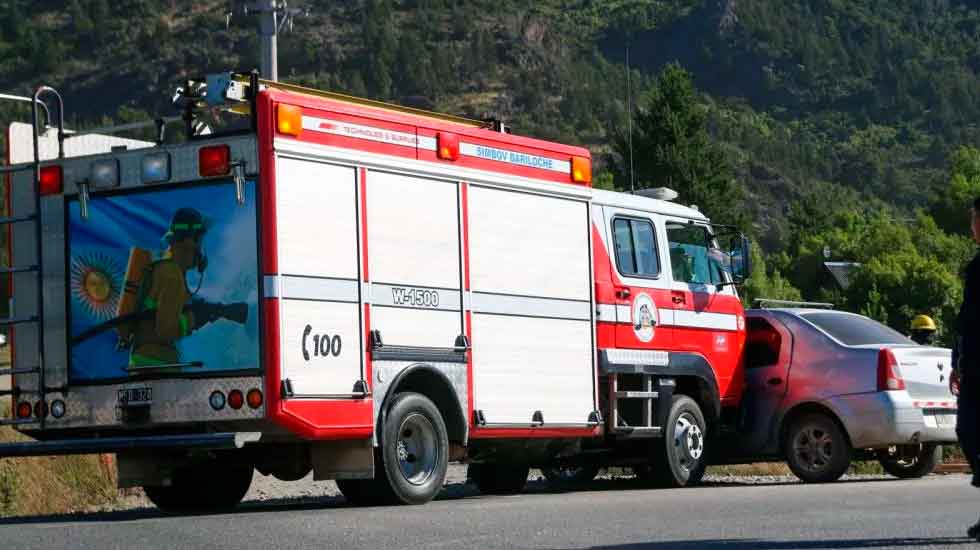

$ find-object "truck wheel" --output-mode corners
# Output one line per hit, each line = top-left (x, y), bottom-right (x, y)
(784, 413), (851, 483)
(375, 392), (450, 505)
(144, 462), (253, 513)
(541, 462), (600, 489)
(877, 443), (941, 479)
(467, 463), (530, 495)
(646, 395), (708, 488)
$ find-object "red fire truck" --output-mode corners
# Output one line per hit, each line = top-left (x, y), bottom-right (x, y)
(0, 73), (749, 511)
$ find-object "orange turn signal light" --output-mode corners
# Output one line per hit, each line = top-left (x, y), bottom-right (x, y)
(571, 156), (592, 185)
(16, 402), (32, 419)
(277, 104), (303, 137)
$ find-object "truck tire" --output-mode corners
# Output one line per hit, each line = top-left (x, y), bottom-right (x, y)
(375, 392), (450, 505)
(784, 413), (851, 483)
(467, 463), (530, 495)
(877, 443), (942, 479)
(541, 462), (600, 489)
(144, 462), (253, 513)
(648, 395), (708, 488)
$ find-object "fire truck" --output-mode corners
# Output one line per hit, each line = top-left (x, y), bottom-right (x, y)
(0, 73), (749, 511)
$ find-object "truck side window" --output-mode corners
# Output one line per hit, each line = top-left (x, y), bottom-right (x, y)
(612, 217), (660, 278)
(666, 223), (724, 285)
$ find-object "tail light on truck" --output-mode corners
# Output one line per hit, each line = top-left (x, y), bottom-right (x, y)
(877, 348), (906, 391)
(38, 165), (63, 195)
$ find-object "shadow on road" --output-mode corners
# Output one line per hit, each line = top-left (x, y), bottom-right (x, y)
(0, 474), (921, 525)
(590, 537), (974, 549)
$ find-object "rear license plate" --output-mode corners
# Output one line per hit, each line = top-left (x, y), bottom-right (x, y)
(118, 387), (152, 407)
(937, 414), (956, 427)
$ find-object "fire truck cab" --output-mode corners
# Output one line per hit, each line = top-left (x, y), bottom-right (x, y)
(0, 74), (749, 511)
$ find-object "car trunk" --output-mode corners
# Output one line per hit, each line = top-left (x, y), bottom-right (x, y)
(889, 346), (954, 401)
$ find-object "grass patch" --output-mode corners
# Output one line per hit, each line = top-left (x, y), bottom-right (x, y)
(0, 398), (118, 517)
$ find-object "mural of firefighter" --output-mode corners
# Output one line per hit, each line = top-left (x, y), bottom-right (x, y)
(68, 181), (259, 382)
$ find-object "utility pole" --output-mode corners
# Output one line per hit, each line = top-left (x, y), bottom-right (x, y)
(228, 1), (307, 81)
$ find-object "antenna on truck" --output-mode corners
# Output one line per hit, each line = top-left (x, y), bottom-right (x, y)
(227, 1), (308, 81)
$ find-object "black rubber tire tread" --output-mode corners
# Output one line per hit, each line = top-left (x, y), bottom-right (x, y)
(541, 462), (601, 489)
(877, 443), (942, 479)
(783, 413), (852, 483)
(376, 392), (450, 505)
(649, 395), (708, 488)
(144, 463), (253, 514)
(467, 462), (530, 495)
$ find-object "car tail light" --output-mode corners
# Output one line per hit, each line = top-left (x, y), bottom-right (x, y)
(246, 388), (263, 409)
(199, 145), (230, 177)
(228, 389), (244, 410)
(39, 165), (63, 195)
(877, 348), (905, 391)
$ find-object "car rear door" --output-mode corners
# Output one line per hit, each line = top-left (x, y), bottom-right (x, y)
(741, 314), (794, 453)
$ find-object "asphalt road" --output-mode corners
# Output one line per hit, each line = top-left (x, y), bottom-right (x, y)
(3, 474), (980, 550)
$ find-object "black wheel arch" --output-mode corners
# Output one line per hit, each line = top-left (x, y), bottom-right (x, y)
(668, 352), (722, 426)
(379, 364), (468, 446)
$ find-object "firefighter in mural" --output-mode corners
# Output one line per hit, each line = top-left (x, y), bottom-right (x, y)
(125, 208), (247, 368)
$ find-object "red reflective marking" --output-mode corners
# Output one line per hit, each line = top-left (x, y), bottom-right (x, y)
(360, 167), (369, 281)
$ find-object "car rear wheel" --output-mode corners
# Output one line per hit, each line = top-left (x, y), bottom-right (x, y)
(877, 443), (942, 479)
(784, 413), (851, 483)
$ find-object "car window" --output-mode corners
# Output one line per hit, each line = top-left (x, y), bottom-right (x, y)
(612, 217), (660, 278)
(746, 318), (781, 368)
(666, 223), (725, 285)
(800, 312), (914, 346)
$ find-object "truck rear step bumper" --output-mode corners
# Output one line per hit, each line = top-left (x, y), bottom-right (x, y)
(0, 432), (261, 458)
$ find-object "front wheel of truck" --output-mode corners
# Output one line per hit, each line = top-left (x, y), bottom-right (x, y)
(144, 461), (253, 514)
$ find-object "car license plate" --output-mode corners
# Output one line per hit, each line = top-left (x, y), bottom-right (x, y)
(118, 387), (152, 407)
(936, 414), (956, 427)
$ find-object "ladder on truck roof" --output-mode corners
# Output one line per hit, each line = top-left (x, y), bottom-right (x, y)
(0, 86), (66, 427)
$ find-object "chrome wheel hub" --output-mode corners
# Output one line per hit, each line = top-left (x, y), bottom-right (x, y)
(396, 413), (438, 486)
(674, 413), (704, 471)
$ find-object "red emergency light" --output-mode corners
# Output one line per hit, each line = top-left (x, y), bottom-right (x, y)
(39, 165), (63, 195)
(437, 132), (459, 161)
(199, 145), (231, 177)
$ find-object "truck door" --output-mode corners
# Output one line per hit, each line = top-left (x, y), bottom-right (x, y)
(602, 208), (673, 350)
(663, 218), (743, 399)
(276, 157), (364, 396)
(740, 315), (793, 452)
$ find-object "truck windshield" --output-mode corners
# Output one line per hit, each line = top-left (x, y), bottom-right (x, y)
(800, 312), (914, 346)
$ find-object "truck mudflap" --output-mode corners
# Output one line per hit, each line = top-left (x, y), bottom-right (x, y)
(0, 431), (261, 458)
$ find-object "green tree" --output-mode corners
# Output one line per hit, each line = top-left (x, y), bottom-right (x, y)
(930, 146), (980, 236)
(610, 63), (745, 227)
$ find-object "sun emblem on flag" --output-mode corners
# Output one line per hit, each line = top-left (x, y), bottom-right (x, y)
(70, 253), (123, 320)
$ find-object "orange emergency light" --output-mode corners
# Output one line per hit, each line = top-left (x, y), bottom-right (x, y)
(571, 156), (592, 185)
(277, 104), (303, 137)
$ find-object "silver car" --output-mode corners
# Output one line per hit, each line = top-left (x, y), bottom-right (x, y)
(740, 306), (957, 483)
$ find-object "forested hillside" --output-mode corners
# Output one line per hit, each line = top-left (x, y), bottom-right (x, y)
(2, 0), (980, 337)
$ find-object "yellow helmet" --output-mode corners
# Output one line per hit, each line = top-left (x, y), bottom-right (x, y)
(910, 314), (937, 331)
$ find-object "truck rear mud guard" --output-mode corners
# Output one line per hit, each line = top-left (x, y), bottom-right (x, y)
(0, 432), (261, 458)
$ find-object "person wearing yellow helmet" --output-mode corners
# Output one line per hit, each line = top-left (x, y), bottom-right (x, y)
(909, 314), (937, 346)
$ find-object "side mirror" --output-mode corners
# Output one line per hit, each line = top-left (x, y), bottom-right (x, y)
(715, 234), (750, 285)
